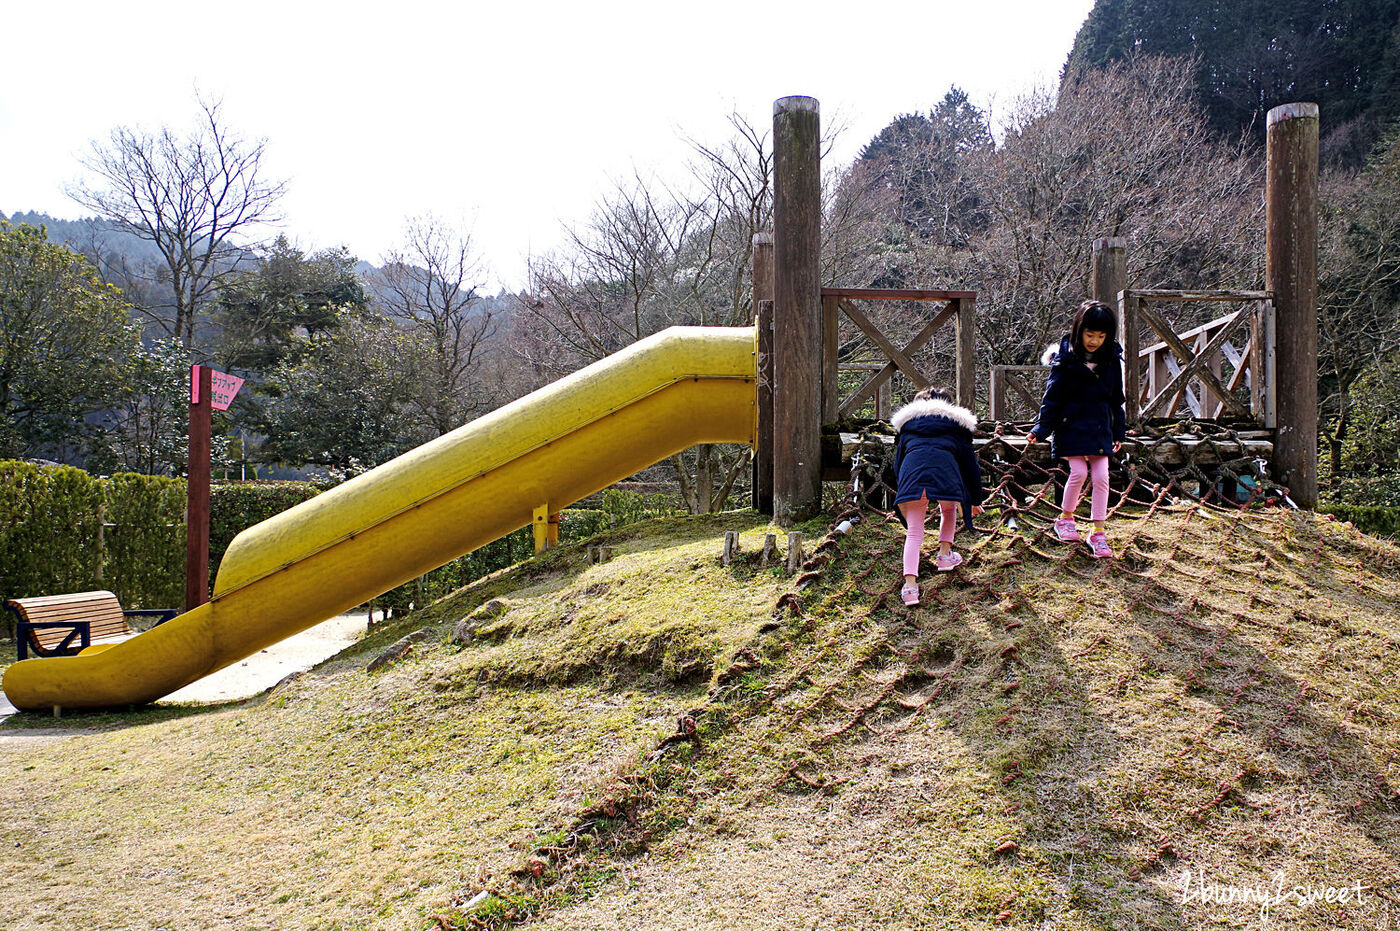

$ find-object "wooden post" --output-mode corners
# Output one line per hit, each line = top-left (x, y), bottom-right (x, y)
(821, 292), (840, 423)
(1094, 238), (1129, 425)
(1266, 102), (1319, 507)
(1120, 291), (1140, 423)
(1091, 237), (1127, 306)
(772, 95), (823, 525)
(185, 365), (212, 611)
(759, 533), (779, 567)
(1261, 300), (1278, 428)
(722, 531), (740, 567)
(954, 295), (976, 412)
(753, 234), (775, 516)
(755, 299), (776, 516)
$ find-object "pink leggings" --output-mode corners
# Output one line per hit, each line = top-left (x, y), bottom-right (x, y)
(1063, 455), (1110, 523)
(899, 496), (957, 576)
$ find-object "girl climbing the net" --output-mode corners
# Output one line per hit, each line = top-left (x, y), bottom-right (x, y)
(1027, 300), (1127, 559)
(892, 386), (985, 607)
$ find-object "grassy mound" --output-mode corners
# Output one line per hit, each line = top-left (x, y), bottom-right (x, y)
(3, 504), (1399, 931)
(0, 513), (793, 931)
(521, 504), (1400, 931)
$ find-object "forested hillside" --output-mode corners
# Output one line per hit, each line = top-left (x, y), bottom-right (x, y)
(1066, 0), (1400, 163)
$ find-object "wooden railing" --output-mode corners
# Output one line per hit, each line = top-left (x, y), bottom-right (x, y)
(989, 365), (1050, 422)
(988, 289), (1277, 427)
(1121, 289), (1276, 427)
(820, 288), (976, 421)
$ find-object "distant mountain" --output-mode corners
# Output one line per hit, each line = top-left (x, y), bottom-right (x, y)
(2, 210), (519, 322)
(1, 209), (166, 267)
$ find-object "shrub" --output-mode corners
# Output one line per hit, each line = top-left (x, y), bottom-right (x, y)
(0, 462), (103, 605)
(104, 472), (186, 608)
(0, 466), (323, 631)
(1319, 503), (1400, 540)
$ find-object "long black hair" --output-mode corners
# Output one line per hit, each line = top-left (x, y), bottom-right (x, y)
(1068, 300), (1118, 363)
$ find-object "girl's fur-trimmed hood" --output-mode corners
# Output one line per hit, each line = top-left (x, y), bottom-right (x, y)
(1042, 336), (1125, 367)
(891, 397), (978, 432)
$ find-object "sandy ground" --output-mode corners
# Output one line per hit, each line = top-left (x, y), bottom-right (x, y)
(0, 612), (369, 731)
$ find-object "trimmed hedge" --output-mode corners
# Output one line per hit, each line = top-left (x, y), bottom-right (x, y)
(1, 462), (684, 634)
(104, 472), (187, 609)
(0, 464), (323, 625)
(1319, 502), (1400, 540)
(209, 481), (322, 586)
(0, 463), (105, 610)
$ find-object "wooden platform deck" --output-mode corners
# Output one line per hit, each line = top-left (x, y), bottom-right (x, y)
(821, 426), (1274, 481)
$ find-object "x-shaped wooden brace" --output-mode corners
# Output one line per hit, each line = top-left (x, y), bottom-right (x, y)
(837, 299), (955, 417)
(1002, 369), (1042, 410)
(1136, 302), (1253, 420)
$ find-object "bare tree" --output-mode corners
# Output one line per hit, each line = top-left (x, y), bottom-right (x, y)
(375, 216), (499, 436)
(68, 97), (285, 347)
(1316, 132), (1400, 474)
(512, 113), (881, 512)
(513, 117), (786, 513)
(965, 57), (1263, 368)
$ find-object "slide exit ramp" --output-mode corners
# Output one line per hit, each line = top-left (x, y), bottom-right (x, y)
(4, 326), (757, 711)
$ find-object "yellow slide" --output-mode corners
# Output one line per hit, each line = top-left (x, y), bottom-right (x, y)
(4, 326), (757, 711)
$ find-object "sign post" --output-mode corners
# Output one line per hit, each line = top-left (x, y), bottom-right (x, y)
(186, 365), (244, 611)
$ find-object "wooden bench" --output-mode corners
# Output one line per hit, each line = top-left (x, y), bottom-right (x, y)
(6, 590), (177, 660)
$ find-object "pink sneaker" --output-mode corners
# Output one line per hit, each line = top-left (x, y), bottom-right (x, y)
(900, 583), (920, 606)
(1053, 517), (1081, 543)
(935, 551), (963, 572)
(1087, 530), (1113, 559)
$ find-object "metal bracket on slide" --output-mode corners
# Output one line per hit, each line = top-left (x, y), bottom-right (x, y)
(532, 504), (560, 554)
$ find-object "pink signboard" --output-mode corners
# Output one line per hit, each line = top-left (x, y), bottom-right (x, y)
(190, 365), (245, 411)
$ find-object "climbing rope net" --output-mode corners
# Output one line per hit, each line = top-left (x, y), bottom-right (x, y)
(709, 417), (1400, 903)
(506, 419), (1397, 926)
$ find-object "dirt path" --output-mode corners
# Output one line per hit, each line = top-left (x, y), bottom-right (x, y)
(159, 611), (369, 703)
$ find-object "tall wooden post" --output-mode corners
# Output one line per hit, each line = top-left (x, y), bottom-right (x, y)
(186, 365), (212, 611)
(772, 96), (823, 525)
(954, 295), (977, 412)
(1121, 291), (1141, 423)
(1094, 237), (1130, 421)
(1091, 237), (1127, 307)
(1265, 102), (1319, 508)
(753, 230), (775, 516)
(821, 292), (840, 423)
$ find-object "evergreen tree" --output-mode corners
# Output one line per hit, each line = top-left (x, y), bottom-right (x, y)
(0, 222), (141, 462)
(858, 88), (993, 249)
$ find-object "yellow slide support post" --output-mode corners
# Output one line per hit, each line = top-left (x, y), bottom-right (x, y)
(4, 326), (757, 711)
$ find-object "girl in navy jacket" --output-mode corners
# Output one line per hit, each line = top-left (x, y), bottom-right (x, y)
(892, 387), (984, 606)
(1027, 300), (1127, 558)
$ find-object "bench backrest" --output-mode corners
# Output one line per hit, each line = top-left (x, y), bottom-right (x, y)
(7, 590), (130, 649)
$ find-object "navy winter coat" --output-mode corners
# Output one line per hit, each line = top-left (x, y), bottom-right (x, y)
(1030, 337), (1127, 458)
(892, 397), (985, 529)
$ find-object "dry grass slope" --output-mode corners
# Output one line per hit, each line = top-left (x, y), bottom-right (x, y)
(524, 503), (1400, 931)
(2, 504), (1398, 931)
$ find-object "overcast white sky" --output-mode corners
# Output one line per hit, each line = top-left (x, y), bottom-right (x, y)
(2, 0), (1095, 291)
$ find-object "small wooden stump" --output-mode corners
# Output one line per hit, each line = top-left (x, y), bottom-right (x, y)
(786, 532), (805, 575)
(759, 533), (779, 567)
(721, 531), (740, 567)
